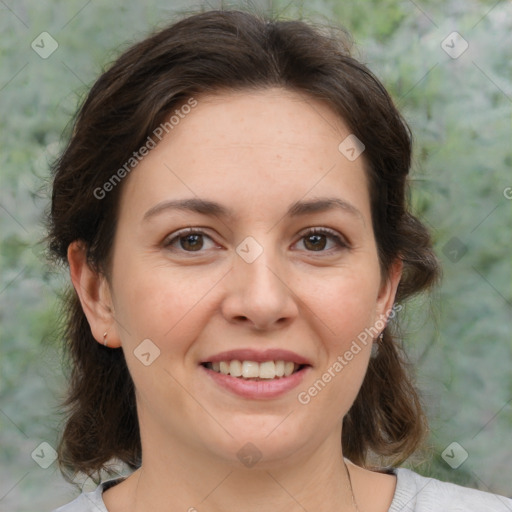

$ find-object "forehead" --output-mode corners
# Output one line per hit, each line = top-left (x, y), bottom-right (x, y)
(174, 87), (347, 153)
(118, 87), (371, 221)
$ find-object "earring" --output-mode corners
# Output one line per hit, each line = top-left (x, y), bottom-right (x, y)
(103, 331), (108, 347)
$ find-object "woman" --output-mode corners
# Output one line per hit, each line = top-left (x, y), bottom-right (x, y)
(49, 9), (512, 512)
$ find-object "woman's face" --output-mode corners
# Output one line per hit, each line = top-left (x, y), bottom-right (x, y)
(101, 88), (400, 467)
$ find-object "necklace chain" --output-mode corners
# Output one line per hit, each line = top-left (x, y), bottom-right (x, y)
(344, 461), (361, 512)
(133, 462), (360, 511)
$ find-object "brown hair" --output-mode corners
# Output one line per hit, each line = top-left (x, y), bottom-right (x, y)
(48, 9), (439, 480)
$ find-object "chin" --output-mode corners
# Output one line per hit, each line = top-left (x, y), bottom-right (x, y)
(202, 420), (311, 469)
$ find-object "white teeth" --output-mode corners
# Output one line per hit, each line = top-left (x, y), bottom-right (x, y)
(242, 361), (259, 378)
(275, 360), (285, 377)
(259, 361), (275, 379)
(207, 360), (302, 379)
(284, 361), (294, 377)
(229, 360), (242, 377)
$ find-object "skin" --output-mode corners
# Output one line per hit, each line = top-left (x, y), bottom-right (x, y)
(69, 88), (402, 512)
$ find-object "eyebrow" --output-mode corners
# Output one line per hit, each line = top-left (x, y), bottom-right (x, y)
(142, 197), (364, 223)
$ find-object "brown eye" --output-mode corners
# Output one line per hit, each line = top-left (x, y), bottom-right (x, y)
(179, 233), (204, 251)
(297, 228), (349, 252)
(164, 228), (218, 253)
(304, 233), (327, 251)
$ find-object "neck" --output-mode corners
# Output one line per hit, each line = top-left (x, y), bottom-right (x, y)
(118, 430), (357, 512)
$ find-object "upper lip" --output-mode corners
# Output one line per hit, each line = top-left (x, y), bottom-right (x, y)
(201, 349), (312, 366)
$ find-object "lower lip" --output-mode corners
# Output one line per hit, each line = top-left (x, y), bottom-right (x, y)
(200, 365), (311, 399)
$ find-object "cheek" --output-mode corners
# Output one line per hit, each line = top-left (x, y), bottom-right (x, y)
(305, 268), (381, 340)
(297, 276), (376, 418)
(111, 259), (222, 346)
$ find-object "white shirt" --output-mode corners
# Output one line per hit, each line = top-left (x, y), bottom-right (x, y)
(53, 467), (512, 511)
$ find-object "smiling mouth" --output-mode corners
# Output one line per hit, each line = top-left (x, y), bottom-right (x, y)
(201, 360), (307, 380)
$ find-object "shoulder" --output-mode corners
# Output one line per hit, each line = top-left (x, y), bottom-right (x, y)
(389, 467), (512, 512)
(51, 478), (123, 512)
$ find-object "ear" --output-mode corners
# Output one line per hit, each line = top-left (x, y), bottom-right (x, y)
(67, 241), (121, 348)
(374, 258), (403, 326)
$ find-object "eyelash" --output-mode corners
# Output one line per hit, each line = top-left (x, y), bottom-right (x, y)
(163, 227), (350, 254)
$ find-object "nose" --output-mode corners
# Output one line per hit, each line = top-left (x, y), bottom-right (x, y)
(220, 246), (299, 331)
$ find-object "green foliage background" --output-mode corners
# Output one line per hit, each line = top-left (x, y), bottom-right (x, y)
(0, 0), (511, 510)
